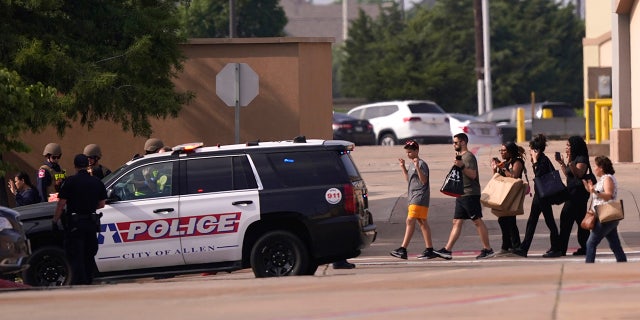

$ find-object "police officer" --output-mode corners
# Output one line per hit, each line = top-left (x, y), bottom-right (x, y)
(53, 154), (107, 285)
(37, 143), (66, 202)
(83, 144), (112, 179)
(144, 138), (164, 154)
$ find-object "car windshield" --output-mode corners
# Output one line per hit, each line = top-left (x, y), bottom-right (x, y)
(408, 102), (444, 114)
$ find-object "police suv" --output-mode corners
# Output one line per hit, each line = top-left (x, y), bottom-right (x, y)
(16, 138), (376, 286)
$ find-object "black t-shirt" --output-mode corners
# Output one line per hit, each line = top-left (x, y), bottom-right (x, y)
(58, 170), (107, 214)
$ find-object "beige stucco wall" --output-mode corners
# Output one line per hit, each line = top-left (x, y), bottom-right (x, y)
(2, 38), (334, 206)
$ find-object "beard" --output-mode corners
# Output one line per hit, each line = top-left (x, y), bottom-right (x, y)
(454, 146), (461, 152)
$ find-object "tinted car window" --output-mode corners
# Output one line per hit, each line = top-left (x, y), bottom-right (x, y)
(266, 151), (348, 187)
(185, 156), (257, 194)
(113, 162), (174, 200)
(408, 102), (444, 114)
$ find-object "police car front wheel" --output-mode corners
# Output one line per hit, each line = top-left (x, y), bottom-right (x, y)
(250, 231), (310, 278)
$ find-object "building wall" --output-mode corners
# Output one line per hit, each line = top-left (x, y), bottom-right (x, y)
(609, 0), (638, 162)
(2, 38), (334, 206)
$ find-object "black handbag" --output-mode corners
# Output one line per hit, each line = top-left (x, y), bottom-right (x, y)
(441, 165), (464, 197)
(533, 170), (569, 204)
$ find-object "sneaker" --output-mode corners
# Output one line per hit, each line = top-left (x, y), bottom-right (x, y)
(434, 248), (453, 260)
(390, 247), (408, 260)
(476, 248), (496, 259)
(417, 248), (438, 260)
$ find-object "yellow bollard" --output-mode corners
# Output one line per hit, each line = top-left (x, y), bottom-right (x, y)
(594, 103), (602, 144)
(516, 107), (525, 143)
(541, 109), (553, 119)
(601, 105), (609, 141)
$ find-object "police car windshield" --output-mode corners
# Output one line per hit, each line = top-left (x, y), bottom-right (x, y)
(102, 164), (129, 186)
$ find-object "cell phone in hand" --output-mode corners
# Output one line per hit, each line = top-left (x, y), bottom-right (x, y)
(555, 151), (562, 161)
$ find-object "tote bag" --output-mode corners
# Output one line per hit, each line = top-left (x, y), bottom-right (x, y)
(596, 200), (624, 223)
(440, 165), (464, 197)
(533, 170), (569, 204)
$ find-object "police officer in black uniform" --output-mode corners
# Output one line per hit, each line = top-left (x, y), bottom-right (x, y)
(53, 154), (107, 285)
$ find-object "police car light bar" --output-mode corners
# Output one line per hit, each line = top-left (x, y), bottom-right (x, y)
(172, 142), (204, 153)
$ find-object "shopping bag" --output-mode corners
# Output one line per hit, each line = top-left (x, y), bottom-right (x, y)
(480, 173), (524, 210)
(533, 170), (569, 204)
(440, 165), (464, 197)
(490, 182), (527, 217)
(595, 200), (624, 223)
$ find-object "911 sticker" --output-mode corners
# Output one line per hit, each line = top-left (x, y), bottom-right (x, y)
(325, 188), (342, 204)
(98, 212), (241, 245)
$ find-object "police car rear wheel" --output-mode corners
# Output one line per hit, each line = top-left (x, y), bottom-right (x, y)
(23, 247), (71, 287)
(250, 231), (309, 278)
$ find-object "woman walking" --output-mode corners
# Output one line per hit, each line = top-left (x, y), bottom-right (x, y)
(556, 136), (592, 256)
(490, 141), (526, 254)
(514, 134), (561, 258)
(585, 156), (627, 263)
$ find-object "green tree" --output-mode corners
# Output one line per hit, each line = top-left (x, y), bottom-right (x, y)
(340, 0), (584, 113)
(0, 0), (194, 173)
(181, 0), (287, 38)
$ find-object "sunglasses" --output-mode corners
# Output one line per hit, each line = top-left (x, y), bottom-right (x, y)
(51, 155), (61, 160)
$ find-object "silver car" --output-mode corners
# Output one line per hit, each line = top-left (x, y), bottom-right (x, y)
(447, 113), (502, 145)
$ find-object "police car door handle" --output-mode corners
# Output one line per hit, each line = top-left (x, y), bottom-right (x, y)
(153, 208), (175, 214)
(232, 200), (253, 206)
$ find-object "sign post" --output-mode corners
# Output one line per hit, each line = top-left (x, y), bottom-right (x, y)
(216, 63), (259, 143)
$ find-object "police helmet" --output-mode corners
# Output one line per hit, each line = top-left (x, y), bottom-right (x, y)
(83, 144), (102, 158)
(144, 138), (164, 153)
(43, 143), (62, 156)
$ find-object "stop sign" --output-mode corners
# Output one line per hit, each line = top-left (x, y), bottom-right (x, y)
(216, 63), (259, 107)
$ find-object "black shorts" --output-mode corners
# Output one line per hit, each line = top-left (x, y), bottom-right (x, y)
(454, 195), (483, 220)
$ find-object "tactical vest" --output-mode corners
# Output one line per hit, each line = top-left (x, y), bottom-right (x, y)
(40, 164), (66, 194)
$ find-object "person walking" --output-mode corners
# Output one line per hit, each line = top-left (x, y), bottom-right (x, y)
(556, 136), (591, 256)
(36, 143), (66, 202)
(514, 134), (562, 258)
(584, 156), (627, 263)
(390, 140), (437, 260)
(490, 142), (526, 254)
(52, 154), (108, 285)
(7, 172), (41, 206)
(434, 133), (495, 260)
(83, 144), (112, 179)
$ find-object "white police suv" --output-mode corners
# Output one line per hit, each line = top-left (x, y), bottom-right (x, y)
(16, 138), (376, 286)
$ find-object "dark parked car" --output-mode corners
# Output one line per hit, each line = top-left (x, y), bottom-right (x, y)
(0, 206), (30, 279)
(332, 112), (376, 145)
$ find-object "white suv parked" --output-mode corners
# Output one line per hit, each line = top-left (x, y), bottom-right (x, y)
(347, 100), (452, 145)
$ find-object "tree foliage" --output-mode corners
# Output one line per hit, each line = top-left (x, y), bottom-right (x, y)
(339, 0), (584, 114)
(180, 0), (287, 38)
(0, 0), (194, 172)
